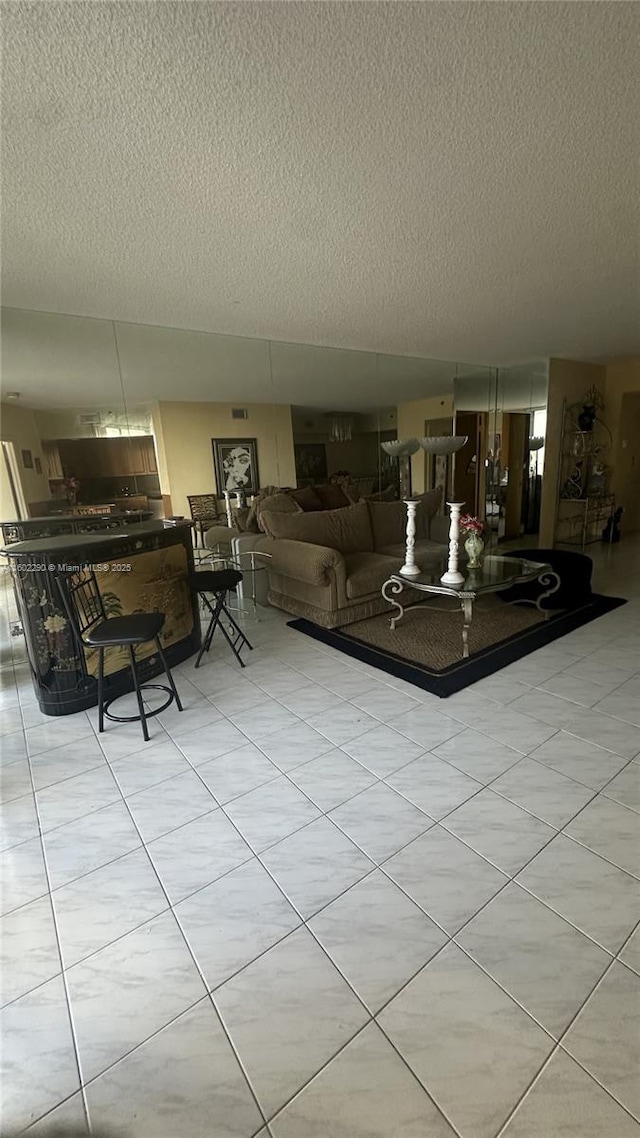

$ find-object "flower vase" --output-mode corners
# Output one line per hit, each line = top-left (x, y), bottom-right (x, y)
(464, 532), (484, 569)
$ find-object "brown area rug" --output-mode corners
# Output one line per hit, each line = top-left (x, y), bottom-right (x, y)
(288, 591), (626, 697)
(344, 595), (544, 670)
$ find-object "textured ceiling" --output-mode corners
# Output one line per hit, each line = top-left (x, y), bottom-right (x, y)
(2, 1), (639, 368)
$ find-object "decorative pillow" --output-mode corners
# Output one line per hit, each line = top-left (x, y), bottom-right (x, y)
(290, 486), (324, 512)
(260, 500), (374, 554)
(245, 486), (289, 532)
(255, 493), (301, 534)
(314, 483), (350, 510)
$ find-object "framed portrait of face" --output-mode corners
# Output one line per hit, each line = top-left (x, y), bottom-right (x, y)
(212, 438), (259, 495)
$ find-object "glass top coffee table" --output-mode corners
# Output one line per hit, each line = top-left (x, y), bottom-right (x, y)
(381, 555), (560, 659)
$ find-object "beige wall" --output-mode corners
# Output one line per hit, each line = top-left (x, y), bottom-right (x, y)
(397, 394), (454, 494)
(539, 359), (607, 545)
(0, 403), (51, 518)
(153, 401), (296, 518)
(33, 410), (97, 440)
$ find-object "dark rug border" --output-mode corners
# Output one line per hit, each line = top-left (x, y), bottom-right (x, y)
(287, 594), (626, 697)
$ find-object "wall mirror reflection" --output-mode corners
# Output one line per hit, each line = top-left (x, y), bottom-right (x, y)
(454, 363), (548, 546)
(0, 308), (164, 539)
(2, 305), (550, 556)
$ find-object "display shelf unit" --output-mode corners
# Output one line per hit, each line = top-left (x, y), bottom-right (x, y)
(554, 388), (615, 549)
(555, 494), (615, 548)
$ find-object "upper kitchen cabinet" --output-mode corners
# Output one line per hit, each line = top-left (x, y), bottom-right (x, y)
(124, 435), (157, 474)
(55, 436), (158, 478)
(42, 441), (63, 480)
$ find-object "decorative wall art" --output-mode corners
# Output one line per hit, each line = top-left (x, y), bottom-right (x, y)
(294, 443), (328, 482)
(212, 438), (260, 495)
(21, 449), (33, 469)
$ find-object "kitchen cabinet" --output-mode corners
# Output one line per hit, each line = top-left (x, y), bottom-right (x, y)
(42, 441), (63, 480)
(124, 436), (157, 474)
(55, 435), (158, 479)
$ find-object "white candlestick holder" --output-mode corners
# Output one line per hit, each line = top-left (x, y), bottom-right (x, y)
(440, 501), (466, 586)
(399, 499), (422, 577)
(223, 491), (234, 528)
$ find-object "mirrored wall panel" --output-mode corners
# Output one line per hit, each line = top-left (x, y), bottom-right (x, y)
(2, 305), (548, 543)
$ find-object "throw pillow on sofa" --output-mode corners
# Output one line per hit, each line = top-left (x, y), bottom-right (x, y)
(314, 483), (351, 510)
(244, 486), (294, 532)
(289, 486), (324, 512)
(260, 499), (375, 554)
(255, 492), (302, 533)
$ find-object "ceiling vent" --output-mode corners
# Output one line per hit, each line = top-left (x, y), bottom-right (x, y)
(231, 408), (248, 420)
(78, 412), (102, 425)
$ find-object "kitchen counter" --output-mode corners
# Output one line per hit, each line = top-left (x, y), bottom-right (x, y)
(3, 522), (200, 715)
(0, 511), (154, 545)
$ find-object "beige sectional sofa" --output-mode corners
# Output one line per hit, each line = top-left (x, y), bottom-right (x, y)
(256, 491), (448, 628)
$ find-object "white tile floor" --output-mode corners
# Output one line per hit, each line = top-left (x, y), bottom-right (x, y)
(1, 538), (639, 1137)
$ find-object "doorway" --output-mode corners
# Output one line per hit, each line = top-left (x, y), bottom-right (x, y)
(453, 413), (482, 515)
(1, 441), (26, 521)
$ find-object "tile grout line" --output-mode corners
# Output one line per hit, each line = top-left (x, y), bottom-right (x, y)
(19, 718), (92, 1134)
(71, 746), (274, 1138)
(493, 944), (640, 1135)
(4, 585), (639, 1134)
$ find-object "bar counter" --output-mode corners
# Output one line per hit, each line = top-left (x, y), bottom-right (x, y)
(0, 510), (153, 545)
(2, 522), (200, 716)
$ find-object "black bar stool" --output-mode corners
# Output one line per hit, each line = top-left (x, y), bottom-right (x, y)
(59, 568), (183, 742)
(190, 568), (253, 668)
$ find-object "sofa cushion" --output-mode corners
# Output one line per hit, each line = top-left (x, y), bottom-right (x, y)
(315, 483), (351, 510)
(289, 486), (324, 512)
(255, 492), (301, 533)
(344, 552), (397, 600)
(368, 489), (442, 550)
(414, 489), (443, 534)
(367, 500), (408, 550)
(260, 499), (374, 554)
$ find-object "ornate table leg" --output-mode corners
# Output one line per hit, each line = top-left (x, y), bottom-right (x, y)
(382, 578), (405, 630)
(535, 570), (561, 618)
(461, 595), (474, 658)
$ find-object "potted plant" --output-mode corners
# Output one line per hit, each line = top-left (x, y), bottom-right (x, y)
(459, 513), (485, 568)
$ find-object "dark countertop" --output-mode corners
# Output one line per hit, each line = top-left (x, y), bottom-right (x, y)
(2, 510), (150, 523)
(2, 521), (192, 558)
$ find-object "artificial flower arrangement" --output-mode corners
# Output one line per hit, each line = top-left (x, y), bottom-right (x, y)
(459, 514), (485, 568)
(459, 513), (484, 535)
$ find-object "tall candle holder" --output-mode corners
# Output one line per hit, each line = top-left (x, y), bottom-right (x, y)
(441, 501), (466, 586)
(399, 499), (421, 577)
(223, 491), (234, 528)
